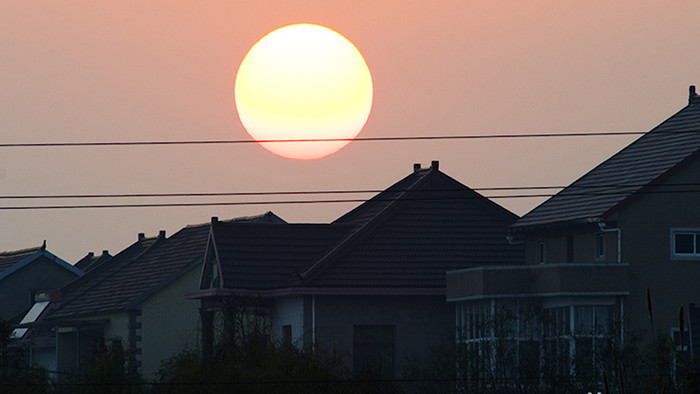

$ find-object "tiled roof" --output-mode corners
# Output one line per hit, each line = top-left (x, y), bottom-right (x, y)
(212, 221), (350, 290)
(209, 162), (523, 294)
(0, 244), (81, 283)
(48, 213), (283, 321)
(0, 246), (43, 273)
(512, 93), (700, 230)
(74, 251), (112, 273)
(47, 235), (162, 320)
(299, 162), (523, 289)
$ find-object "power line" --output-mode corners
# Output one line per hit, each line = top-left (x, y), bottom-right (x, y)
(0, 183), (697, 200)
(0, 131), (646, 148)
(1, 186), (699, 210)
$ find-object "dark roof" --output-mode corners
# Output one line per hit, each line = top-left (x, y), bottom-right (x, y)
(299, 162), (523, 289)
(0, 246), (43, 273)
(47, 213), (281, 321)
(47, 234), (162, 320)
(212, 221), (349, 290)
(206, 162), (523, 295)
(512, 88), (700, 231)
(74, 251), (112, 273)
(0, 243), (82, 282)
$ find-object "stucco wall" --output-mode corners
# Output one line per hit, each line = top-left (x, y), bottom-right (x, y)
(139, 265), (202, 380)
(312, 295), (453, 376)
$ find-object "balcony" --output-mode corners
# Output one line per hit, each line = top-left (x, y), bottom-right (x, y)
(446, 263), (630, 301)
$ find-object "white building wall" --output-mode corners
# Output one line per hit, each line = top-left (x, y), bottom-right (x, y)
(271, 296), (305, 348)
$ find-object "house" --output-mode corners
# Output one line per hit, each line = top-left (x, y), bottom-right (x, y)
(74, 250), (111, 273)
(189, 161), (524, 378)
(446, 86), (700, 382)
(0, 242), (83, 322)
(41, 212), (284, 380)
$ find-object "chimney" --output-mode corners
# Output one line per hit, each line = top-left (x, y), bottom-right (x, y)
(102, 250), (109, 256)
(211, 216), (219, 224)
(690, 85), (699, 105)
(431, 160), (439, 171)
(138, 233), (145, 242)
(158, 230), (166, 239)
(413, 163), (421, 173)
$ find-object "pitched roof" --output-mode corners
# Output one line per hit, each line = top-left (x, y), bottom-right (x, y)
(74, 250), (112, 273)
(0, 246), (43, 273)
(211, 221), (349, 290)
(203, 162), (523, 296)
(299, 162), (523, 290)
(47, 213), (283, 321)
(0, 244), (82, 282)
(512, 88), (700, 231)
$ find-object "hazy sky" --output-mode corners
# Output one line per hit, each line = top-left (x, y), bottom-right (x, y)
(2, 1), (700, 262)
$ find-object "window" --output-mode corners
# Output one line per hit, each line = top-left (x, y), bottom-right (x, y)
(536, 241), (546, 264)
(282, 325), (292, 347)
(671, 229), (700, 257)
(566, 235), (574, 262)
(353, 325), (395, 378)
(595, 233), (605, 259)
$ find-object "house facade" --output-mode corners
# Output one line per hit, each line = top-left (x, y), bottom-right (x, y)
(0, 243), (83, 321)
(40, 213), (283, 380)
(447, 86), (700, 383)
(190, 161), (524, 378)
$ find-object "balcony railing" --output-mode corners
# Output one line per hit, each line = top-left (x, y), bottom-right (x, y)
(446, 263), (630, 301)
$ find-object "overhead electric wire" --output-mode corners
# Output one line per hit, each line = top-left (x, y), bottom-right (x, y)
(0, 182), (698, 200)
(0, 130), (647, 148)
(1, 184), (700, 210)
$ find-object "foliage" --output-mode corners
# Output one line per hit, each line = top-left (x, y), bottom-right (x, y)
(155, 299), (351, 394)
(0, 319), (51, 394)
(53, 336), (146, 394)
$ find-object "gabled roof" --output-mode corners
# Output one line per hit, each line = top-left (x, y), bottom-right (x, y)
(74, 250), (112, 273)
(198, 162), (523, 297)
(0, 243), (82, 282)
(210, 221), (349, 290)
(46, 213), (284, 322)
(299, 161), (523, 291)
(512, 87), (700, 231)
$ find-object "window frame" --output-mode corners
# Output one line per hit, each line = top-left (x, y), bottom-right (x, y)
(671, 228), (700, 259)
(536, 240), (546, 264)
(595, 232), (606, 260)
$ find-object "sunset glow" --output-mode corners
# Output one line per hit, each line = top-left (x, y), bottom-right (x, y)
(234, 24), (373, 160)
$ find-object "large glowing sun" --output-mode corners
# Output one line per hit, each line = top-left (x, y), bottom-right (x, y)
(234, 24), (373, 160)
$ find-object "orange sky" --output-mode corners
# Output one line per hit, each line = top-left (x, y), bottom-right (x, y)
(2, 1), (700, 261)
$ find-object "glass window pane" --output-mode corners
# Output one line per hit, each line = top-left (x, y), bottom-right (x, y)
(575, 306), (593, 333)
(675, 233), (694, 254)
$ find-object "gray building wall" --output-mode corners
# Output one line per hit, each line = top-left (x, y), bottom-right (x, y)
(312, 295), (453, 376)
(0, 257), (80, 320)
(520, 157), (700, 341)
(140, 266), (202, 380)
(615, 157), (700, 339)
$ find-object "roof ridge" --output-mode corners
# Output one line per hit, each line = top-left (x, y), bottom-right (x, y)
(512, 98), (700, 230)
(0, 245), (43, 257)
(50, 235), (163, 317)
(298, 165), (437, 279)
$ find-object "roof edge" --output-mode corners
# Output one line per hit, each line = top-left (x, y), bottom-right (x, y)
(187, 286), (446, 299)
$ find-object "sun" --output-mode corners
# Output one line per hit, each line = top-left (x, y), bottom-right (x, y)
(234, 24), (373, 160)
